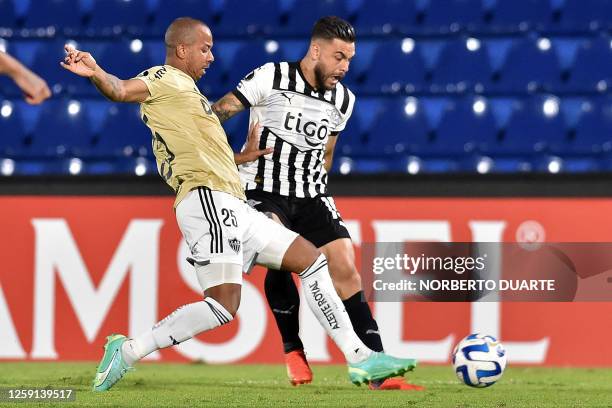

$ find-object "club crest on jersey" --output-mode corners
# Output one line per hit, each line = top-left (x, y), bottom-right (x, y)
(228, 238), (241, 253)
(326, 108), (341, 124)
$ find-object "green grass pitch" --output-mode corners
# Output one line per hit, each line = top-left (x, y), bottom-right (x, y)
(0, 362), (611, 407)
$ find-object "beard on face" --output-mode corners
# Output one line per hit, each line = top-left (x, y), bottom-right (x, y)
(313, 64), (330, 91)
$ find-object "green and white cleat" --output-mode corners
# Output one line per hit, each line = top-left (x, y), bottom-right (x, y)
(348, 352), (417, 386)
(92, 334), (133, 392)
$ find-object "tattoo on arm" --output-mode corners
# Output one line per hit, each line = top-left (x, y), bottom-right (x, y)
(92, 72), (125, 102)
(212, 93), (246, 123)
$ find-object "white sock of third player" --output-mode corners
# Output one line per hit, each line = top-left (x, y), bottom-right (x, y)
(121, 297), (233, 366)
(298, 253), (372, 364)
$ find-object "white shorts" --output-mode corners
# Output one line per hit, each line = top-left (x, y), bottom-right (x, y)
(176, 187), (299, 288)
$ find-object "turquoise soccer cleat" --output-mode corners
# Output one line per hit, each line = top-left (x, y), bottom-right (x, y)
(92, 334), (133, 392)
(348, 352), (417, 386)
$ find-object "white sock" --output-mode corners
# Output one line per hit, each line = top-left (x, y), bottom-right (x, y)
(298, 254), (372, 364)
(121, 298), (233, 366)
(121, 332), (156, 366)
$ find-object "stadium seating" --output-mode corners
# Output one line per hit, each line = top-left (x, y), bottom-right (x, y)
(0, 0), (611, 175)
(352, 0), (419, 34)
(555, 0), (612, 32)
(433, 97), (498, 155)
(95, 103), (152, 158)
(30, 39), (94, 96)
(30, 99), (93, 157)
(363, 39), (427, 93)
(23, 0), (82, 33)
(565, 37), (612, 92)
(215, 0), (281, 35)
(430, 37), (492, 92)
(0, 0), (16, 29)
(96, 39), (154, 80)
(151, 0), (215, 36)
(486, 0), (553, 33)
(0, 100), (25, 156)
(421, 0), (485, 34)
(563, 99), (612, 155)
(86, 0), (149, 36)
(335, 97), (383, 157)
(492, 37), (562, 93)
(281, 0), (350, 35)
(224, 40), (286, 88)
(366, 98), (431, 155)
(489, 95), (567, 155)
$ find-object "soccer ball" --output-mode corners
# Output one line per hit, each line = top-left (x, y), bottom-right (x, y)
(452, 333), (507, 387)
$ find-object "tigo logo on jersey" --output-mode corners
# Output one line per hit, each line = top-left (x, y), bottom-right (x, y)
(283, 112), (329, 147)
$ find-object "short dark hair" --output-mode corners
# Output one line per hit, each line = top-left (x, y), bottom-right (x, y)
(311, 16), (356, 42)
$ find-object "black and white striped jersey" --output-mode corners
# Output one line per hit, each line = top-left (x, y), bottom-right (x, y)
(232, 61), (355, 198)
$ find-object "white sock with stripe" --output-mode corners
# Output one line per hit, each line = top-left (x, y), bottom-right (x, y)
(298, 254), (372, 364)
(121, 298), (232, 365)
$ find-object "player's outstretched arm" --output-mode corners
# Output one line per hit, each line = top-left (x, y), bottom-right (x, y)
(0, 51), (51, 105)
(60, 45), (149, 103)
(212, 92), (246, 123)
(234, 121), (273, 165)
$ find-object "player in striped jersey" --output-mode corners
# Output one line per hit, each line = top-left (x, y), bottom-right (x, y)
(63, 17), (417, 392)
(213, 16), (422, 390)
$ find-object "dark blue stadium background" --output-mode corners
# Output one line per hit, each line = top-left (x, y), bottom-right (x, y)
(0, 0), (610, 177)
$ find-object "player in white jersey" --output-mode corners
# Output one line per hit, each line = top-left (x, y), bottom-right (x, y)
(213, 17), (423, 390)
(61, 17), (417, 392)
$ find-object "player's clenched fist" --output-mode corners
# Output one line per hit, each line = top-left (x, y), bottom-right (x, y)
(11, 65), (51, 105)
(60, 45), (98, 77)
(0, 51), (51, 104)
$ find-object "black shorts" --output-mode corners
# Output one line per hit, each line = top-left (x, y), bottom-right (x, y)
(245, 190), (351, 248)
